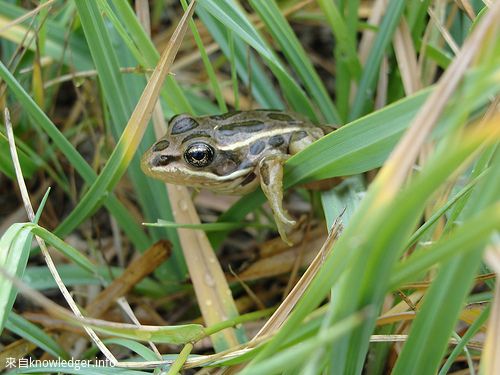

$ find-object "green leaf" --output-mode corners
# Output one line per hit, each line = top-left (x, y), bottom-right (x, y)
(83, 321), (204, 345)
(6, 312), (69, 359)
(145, 219), (271, 231)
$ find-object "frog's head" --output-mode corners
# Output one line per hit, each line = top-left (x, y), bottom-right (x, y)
(141, 114), (254, 193)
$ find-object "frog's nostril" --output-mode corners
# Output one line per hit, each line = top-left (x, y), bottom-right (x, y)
(152, 154), (179, 167)
(153, 155), (171, 166)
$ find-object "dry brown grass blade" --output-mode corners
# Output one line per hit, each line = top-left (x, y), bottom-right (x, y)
(375, 2), (500, 199)
(482, 244), (500, 375)
(86, 240), (171, 318)
(165, 184), (242, 349)
(232, 228), (327, 282)
(428, 7), (460, 55)
(357, 0), (386, 65)
(143, 1), (242, 352)
(0, 0), (56, 34)
(393, 18), (422, 95)
(0, 340), (37, 371)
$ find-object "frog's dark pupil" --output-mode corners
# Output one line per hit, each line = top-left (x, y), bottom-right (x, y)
(192, 150), (205, 160)
(184, 143), (214, 168)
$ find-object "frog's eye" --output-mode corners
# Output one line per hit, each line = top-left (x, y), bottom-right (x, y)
(184, 142), (215, 168)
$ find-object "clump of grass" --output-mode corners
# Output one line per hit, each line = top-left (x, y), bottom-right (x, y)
(0, 1), (499, 374)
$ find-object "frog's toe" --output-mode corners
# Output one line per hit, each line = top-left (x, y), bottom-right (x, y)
(275, 216), (297, 246)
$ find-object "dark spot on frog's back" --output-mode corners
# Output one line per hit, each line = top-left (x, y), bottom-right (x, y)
(218, 120), (265, 136)
(152, 154), (179, 167)
(268, 135), (285, 147)
(152, 140), (170, 152)
(249, 141), (266, 155)
(170, 115), (199, 135)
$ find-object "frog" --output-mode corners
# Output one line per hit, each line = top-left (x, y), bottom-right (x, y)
(141, 110), (326, 245)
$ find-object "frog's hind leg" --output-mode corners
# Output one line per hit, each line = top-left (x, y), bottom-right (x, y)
(258, 155), (296, 245)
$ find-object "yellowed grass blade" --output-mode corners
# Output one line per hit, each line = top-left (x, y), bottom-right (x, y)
(393, 18), (422, 95)
(165, 184), (243, 350)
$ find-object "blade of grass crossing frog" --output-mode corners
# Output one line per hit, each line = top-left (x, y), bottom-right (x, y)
(349, 0), (406, 120)
(54, 2), (195, 271)
(195, 6), (283, 109)
(208, 62), (500, 247)
(250, 0), (340, 123)
(0, 61), (150, 250)
(198, 0), (317, 120)
(207, 89), (430, 248)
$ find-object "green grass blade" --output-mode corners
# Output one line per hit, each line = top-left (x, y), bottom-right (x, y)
(199, 0), (317, 120)
(0, 60), (150, 250)
(180, 0), (227, 112)
(23, 265), (166, 297)
(240, 312), (365, 375)
(102, 338), (158, 361)
(250, 0), (340, 123)
(0, 2), (93, 70)
(0, 224), (33, 333)
(392, 140), (500, 375)
(0, 132), (38, 178)
(71, 0), (186, 279)
(349, 0), (406, 120)
(390, 202), (500, 289)
(6, 312), (69, 359)
(196, 6), (283, 109)
(104, 0), (195, 114)
(317, 0), (362, 81)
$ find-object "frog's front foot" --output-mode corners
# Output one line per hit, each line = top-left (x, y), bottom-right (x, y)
(258, 155), (297, 245)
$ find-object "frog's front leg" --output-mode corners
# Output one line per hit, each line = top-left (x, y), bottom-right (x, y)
(258, 155), (296, 245)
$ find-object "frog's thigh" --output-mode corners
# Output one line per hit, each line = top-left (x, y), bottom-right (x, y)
(289, 133), (316, 155)
(258, 155), (296, 245)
